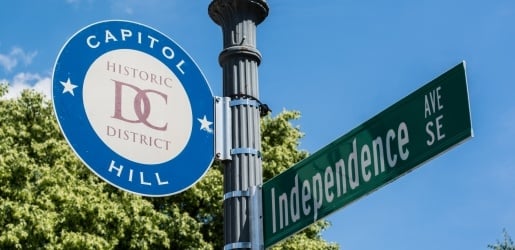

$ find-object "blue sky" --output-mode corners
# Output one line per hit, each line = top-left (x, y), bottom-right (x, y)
(1, 1), (514, 249)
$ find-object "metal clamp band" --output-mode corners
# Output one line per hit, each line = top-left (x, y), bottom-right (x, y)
(228, 94), (271, 117)
(231, 147), (260, 156)
(224, 242), (252, 250)
(223, 190), (250, 201)
(230, 99), (260, 108)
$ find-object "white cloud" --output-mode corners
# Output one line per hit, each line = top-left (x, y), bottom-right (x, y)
(124, 6), (134, 15)
(109, 0), (177, 16)
(1, 72), (51, 99)
(0, 55), (16, 72)
(0, 47), (38, 72)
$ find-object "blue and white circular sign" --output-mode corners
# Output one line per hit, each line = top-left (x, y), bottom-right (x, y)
(52, 20), (214, 197)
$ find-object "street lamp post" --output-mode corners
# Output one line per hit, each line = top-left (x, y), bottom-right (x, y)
(209, 1), (269, 249)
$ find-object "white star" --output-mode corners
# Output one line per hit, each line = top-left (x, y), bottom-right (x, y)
(197, 115), (213, 133)
(60, 77), (78, 96)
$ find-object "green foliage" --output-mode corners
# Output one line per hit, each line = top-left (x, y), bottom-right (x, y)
(0, 87), (171, 249)
(261, 110), (308, 180)
(489, 229), (515, 250)
(262, 110), (338, 249)
(0, 84), (337, 249)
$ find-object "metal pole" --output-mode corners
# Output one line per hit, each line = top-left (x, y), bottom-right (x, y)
(209, 1), (268, 249)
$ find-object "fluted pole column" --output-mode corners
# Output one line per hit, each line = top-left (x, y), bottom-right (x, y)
(209, 0), (269, 249)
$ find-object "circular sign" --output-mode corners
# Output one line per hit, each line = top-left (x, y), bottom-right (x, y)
(52, 20), (214, 197)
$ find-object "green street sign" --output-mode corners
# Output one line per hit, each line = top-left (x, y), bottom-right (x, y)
(262, 62), (473, 248)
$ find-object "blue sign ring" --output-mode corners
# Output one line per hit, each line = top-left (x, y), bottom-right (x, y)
(52, 20), (214, 197)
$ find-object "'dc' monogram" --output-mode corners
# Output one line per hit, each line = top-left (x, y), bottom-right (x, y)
(111, 80), (168, 131)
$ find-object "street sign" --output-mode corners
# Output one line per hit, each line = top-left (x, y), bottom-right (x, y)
(262, 62), (473, 247)
(52, 20), (214, 197)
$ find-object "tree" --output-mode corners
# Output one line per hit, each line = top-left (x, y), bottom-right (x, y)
(0, 84), (337, 249)
(261, 110), (338, 250)
(489, 229), (515, 250)
(0, 85), (176, 249)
